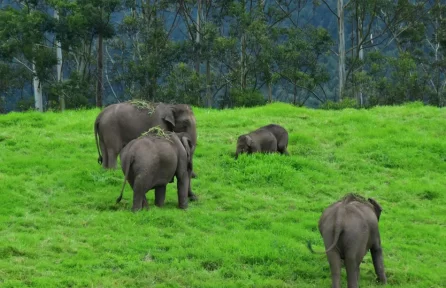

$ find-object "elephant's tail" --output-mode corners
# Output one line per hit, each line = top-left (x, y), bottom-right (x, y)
(94, 117), (103, 165)
(308, 206), (344, 255)
(116, 155), (133, 204)
(323, 206), (344, 253)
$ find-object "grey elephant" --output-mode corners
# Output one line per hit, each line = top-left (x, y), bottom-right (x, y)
(308, 194), (387, 288)
(116, 130), (195, 211)
(235, 124), (289, 159)
(94, 101), (197, 178)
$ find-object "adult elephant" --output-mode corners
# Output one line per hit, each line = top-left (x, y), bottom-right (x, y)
(94, 101), (197, 175)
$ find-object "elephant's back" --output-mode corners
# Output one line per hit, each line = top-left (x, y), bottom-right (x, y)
(102, 103), (167, 141)
(131, 137), (178, 175)
(261, 124), (288, 138)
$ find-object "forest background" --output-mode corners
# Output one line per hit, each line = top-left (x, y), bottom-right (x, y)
(1, 0), (446, 113)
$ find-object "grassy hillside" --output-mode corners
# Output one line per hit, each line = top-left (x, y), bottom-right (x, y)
(0, 102), (445, 288)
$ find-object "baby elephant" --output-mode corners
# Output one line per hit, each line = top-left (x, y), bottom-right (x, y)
(116, 131), (196, 211)
(308, 194), (387, 288)
(235, 124), (289, 159)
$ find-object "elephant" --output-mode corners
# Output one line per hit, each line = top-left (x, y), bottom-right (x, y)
(116, 131), (196, 211)
(235, 124), (289, 159)
(94, 101), (197, 178)
(308, 194), (387, 288)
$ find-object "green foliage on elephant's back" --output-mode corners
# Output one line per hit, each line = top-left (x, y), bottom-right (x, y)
(0, 103), (445, 287)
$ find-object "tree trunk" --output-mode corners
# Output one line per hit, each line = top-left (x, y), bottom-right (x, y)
(206, 59), (211, 107)
(195, 0), (201, 74)
(240, 33), (246, 90)
(268, 81), (272, 103)
(32, 62), (43, 112)
(337, 0), (346, 101)
(293, 82), (297, 105)
(54, 9), (65, 111)
(96, 32), (103, 108)
(357, 14), (364, 107)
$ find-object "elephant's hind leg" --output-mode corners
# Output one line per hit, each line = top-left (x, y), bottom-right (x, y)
(131, 176), (150, 211)
(345, 256), (360, 288)
(327, 251), (342, 288)
(155, 186), (167, 207)
(106, 148), (119, 169)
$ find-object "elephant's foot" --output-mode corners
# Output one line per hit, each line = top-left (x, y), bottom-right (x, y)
(142, 196), (149, 210)
(188, 192), (198, 201)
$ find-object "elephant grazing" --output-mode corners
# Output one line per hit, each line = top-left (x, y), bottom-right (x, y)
(94, 101), (197, 175)
(116, 130), (196, 211)
(235, 124), (289, 159)
(308, 194), (387, 288)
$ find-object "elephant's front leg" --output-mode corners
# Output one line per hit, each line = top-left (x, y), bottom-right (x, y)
(154, 186), (167, 207)
(188, 180), (197, 201)
(177, 175), (189, 209)
(371, 244), (387, 284)
(142, 194), (149, 210)
(187, 162), (197, 201)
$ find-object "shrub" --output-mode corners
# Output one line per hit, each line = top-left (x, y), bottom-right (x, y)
(320, 98), (357, 110)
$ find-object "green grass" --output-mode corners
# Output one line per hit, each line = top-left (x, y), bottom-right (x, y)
(0, 102), (445, 287)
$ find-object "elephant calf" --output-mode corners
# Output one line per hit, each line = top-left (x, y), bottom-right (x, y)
(116, 131), (196, 211)
(308, 194), (387, 288)
(235, 124), (289, 159)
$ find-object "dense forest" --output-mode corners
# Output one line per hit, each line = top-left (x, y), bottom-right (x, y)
(0, 0), (445, 112)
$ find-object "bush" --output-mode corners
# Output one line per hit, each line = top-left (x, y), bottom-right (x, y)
(229, 89), (266, 108)
(320, 98), (357, 110)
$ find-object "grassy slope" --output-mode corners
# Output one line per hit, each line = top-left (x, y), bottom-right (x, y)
(0, 102), (445, 288)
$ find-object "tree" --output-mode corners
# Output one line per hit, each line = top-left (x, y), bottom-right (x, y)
(0, 1), (56, 112)
(273, 26), (332, 106)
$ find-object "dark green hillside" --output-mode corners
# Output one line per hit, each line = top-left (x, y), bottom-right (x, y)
(0, 103), (445, 287)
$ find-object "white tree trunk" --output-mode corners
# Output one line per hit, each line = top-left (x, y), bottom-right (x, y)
(195, 0), (201, 73)
(240, 33), (246, 89)
(358, 15), (364, 107)
(54, 9), (65, 111)
(32, 62), (43, 112)
(338, 0), (346, 101)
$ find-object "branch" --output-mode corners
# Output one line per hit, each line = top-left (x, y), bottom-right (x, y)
(276, 72), (324, 103)
(165, 4), (181, 40)
(274, 0), (298, 27)
(321, 0), (338, 19)
(12, 57), (33, 73)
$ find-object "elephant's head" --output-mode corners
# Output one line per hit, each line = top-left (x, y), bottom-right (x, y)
(368, 198), (383, 221)
(160, 104), (197, 150)
(235, 135), (253, 159)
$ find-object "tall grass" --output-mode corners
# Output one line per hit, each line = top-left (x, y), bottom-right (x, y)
(0, 103), (445, 287)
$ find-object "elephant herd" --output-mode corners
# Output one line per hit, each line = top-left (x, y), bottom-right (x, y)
(93, 101), (387, 288)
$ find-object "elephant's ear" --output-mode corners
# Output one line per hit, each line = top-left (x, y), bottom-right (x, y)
(368, 198), (383, 221)
(162, 106), (175, 129)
